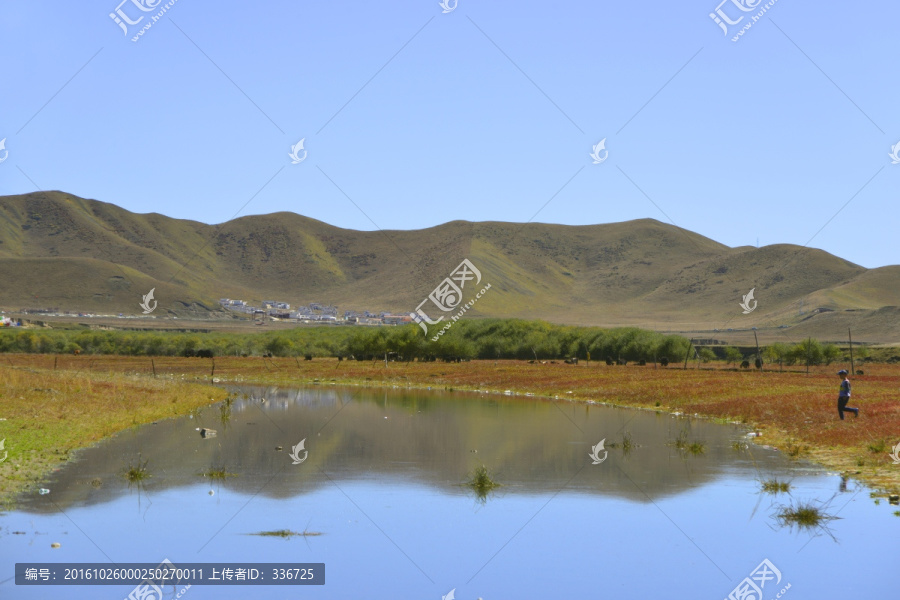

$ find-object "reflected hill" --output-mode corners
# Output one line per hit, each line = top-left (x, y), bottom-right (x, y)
(19, 386), (788, 513)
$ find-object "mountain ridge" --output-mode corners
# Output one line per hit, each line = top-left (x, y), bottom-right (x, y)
(0, 191), (896, 340)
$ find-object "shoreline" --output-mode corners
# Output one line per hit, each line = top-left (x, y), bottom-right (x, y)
(1, 355), (897, 507)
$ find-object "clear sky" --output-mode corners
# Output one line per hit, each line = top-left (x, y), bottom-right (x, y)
(1, 0), (897, 268)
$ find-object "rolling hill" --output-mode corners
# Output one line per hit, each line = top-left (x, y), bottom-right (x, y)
(0, 191), (897, 342)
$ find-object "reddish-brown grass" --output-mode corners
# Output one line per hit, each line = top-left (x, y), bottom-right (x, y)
(2, 354), (898, 494)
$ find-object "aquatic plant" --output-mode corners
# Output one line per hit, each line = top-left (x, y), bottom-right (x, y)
(761, 478), (791, 494)
(199, 468), (237, 480)
(775, 499), (838, 534)
(466, 464), (501, 503)
(672, 429), (704, 454)
(688, 441), (706, 454)
(219, 396), (234, 427)
(124, 454), (150, 483)
(251, 529), (322, 538)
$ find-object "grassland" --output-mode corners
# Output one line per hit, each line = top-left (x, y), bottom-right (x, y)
(1, 353), (898, 506)
(0, 359), (228, 507)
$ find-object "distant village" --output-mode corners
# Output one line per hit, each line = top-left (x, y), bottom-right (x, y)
(4, 300), (416, 327)
(218, 298), (414, 326)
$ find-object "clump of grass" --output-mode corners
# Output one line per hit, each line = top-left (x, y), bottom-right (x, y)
(200, 468), (237, 480)
(786, 442), (808, 458)
(867, 439), (886, 454)
(466, 464), (501, 502)
(688, 441), (706, 454)
(672, 429), (704, 454)
(219, 396), (234, 427)
(893, 511), (899, 517)
(732, 441), (748, 451)
(621, 431), (635, 452)
(776, 500), (837, 530)
(761, 478), (791, 494)
(124, 454), (150, 483)
(250, 529), (322, 538)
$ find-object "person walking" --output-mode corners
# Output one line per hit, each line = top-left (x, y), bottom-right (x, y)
(837, 369), (858, 420)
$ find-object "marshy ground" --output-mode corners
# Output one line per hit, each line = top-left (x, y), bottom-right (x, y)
(1, 353), (898, 507)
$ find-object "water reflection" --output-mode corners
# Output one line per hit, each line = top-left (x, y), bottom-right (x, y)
(17, 386), (783, 514)
(3, 386), (897, 599)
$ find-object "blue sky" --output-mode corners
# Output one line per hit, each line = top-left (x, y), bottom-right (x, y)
(1, 0), (897, 268)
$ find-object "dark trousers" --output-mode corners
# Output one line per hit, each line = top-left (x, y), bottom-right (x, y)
(838, 396), (857, 420)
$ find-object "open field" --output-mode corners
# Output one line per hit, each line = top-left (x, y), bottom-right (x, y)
(9, 312), (900, 347)
(1, 354), (898, 504)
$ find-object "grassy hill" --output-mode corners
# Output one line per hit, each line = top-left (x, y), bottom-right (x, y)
(0, 191), (897, 341)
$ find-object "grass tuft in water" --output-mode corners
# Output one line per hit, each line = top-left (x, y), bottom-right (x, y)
(200, 468), (237, 480)
(672, 430), (705, 454)
(775, 500), (838, 532)
(761, 478), (791, 494)
(250, 529), (323, 538)
(621, 431), (635, 452)
(124, 454), (150, 483)
(466, 464), (501, 502)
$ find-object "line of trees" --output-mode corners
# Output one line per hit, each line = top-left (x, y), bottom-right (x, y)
(0, 320), (868, 366)
(0, 320), (690, 363)
(700, 339), (866, 366)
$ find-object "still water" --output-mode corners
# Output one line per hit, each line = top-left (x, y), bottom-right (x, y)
(1, 386), (897, 598)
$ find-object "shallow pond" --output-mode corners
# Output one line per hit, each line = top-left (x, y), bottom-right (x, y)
(1, 385), (897, 598)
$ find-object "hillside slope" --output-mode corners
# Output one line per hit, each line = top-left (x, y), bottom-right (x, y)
(0, 191), (897, 340)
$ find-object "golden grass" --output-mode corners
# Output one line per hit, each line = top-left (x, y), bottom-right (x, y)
(2, 354), (899, 496)
(0, 360), (228, 506)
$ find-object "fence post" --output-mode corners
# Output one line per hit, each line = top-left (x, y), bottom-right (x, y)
(848, 328), (854, 375)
